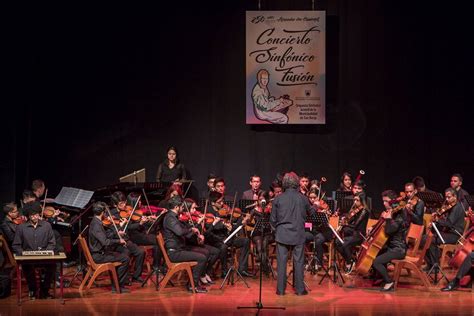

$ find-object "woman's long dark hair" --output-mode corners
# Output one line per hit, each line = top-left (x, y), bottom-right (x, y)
(165, 146), (180, 166)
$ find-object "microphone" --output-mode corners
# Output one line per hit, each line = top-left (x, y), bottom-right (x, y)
(261, 199), (267, 207)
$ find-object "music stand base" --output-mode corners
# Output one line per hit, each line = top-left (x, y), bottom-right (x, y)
(220, 266), (250, 289)
(427, 263), (450, 285)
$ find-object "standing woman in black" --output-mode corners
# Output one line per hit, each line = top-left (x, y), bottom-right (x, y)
(156, 146), (187, 184)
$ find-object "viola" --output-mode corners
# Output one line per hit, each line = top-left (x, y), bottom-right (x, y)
(432, 201), (456, 221)
(204, 213), (216, 224)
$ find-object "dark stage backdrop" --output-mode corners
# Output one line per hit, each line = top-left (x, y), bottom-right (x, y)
(5, 0), (473, 210)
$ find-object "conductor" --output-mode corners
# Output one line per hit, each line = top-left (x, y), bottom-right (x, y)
(270, 172), (311, 296)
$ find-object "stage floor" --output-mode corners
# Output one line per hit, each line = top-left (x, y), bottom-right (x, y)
(0, 267), (472, 316)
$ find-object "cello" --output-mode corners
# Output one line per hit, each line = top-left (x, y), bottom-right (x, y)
(355, 198), (406, 275)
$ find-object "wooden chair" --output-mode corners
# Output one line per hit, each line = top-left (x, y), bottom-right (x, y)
(0, 235), (16, 269)
(77, 235), (122, 293)
(392, 233), (433, 290)
(156, 233), (197, 293)
(423, 213), (432, 234)
(406, 223), (424, 257)
(439, 217), (470, 268)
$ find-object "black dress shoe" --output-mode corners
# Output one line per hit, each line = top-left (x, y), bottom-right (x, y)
(132, 277), (145, 283)
(187, 285), (208, 293)
(39, 292), (54, 299)
(296, 290), (308, 296)
(276, 291), (285, 296)
(239, 270), (254, 277)
(441, 279), (459, 292)
(112, 287), (130, 294)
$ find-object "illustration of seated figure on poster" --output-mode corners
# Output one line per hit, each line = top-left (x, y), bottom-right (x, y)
(252, 69), (293, 124)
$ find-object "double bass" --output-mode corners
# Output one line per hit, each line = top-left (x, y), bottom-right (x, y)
(355, 199), (406, 275)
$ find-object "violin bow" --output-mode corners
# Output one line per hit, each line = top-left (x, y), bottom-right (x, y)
(41, 188), (48, 220)
(123, 195), (141, 233)
(229, 192), (238, 223)
(201, 199), (209, 232)
(106, 206), (122, 240)
(182, 180), (194, 199)
(142, 188), (152, 215)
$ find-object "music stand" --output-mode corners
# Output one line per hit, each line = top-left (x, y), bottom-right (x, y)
(141, 211), (168, 290)
(250, 214), (276, 279)
(119, 168), (146, 185)
(237, 204), (285, 314)
(303, 212), (330, 275)
(54, 187), (94, 288)
(239, 199), (256, 212)
(340, 196), (354, 214)
(318, 213), (345, 286)
(465, 195), (474, 208)
(417, 191), (444, 210)
(426, 222), (450, 285)
(220, 226), (250, 289)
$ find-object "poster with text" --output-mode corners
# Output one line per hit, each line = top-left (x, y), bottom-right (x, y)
(246, 11), (325, 124)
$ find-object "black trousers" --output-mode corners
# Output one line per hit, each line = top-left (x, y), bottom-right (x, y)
(314, 230), (333, 265)
(92, 251), (130, 287)
(23, 263), (55, 294)
(276, 242), (305, 294)
(372, 248), (406, 283)
(130, 233), (163, 268)
(455, 251), (474, 280)
(115, 241), (145, 279)
(188, 244), (219, 276)
(210, 237), (250, 273)
(167, 248), (207, 285)
(423, 232), (459, 267)
(336, 231), (363, 263)
(251, 233), (274, 271)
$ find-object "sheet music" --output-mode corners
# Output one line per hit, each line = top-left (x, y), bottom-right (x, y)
(54, 187), (94, 209)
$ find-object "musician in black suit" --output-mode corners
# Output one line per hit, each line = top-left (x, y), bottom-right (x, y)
(270, 172), (311, 296)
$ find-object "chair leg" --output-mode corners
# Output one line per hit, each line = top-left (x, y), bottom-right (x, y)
(86, 265), (107, 291)
(393, 262), (402, 289)
(186, 266), (195, 294)
(110, 267), (120, 293)
(79, 268), (92, 292)
(159, 269), (175, 291)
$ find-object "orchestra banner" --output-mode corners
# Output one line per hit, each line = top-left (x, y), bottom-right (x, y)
(246, 11), (326, 124)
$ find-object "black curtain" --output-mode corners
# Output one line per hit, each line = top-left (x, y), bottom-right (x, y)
(6, 0), (473, 210)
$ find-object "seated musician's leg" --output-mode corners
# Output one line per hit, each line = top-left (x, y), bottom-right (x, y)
(372, 249), (405, 291)
(168, 250), (207, 292)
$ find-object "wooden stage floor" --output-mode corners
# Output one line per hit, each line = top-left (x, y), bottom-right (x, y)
(0, 267), (472, 316)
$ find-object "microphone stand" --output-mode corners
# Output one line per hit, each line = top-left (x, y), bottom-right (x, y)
(237, 201), (285, 315)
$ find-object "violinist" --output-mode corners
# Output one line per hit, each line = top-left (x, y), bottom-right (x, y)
(158, 184), (183, 209)
(404, 182), (425, 226)
(182, 199), (219, 286)
(107, 192), (146, 284)
(206, 191), (252, 278)
(162, 195), (209, 293)
(308, 190), (333, 271)
(268, 180), (283, 200)
(372, 190), (409, 292)
(242, 175), (265, 201)
(298, 173), (310, 196)
(31, 179), (46, 200)
(89, 202), (130, 293)
(337, 172), (352, 192)
(200, 173), (217, 200)
(124, 193), (163, 272)
(450, 173), (470, 211)
(424, 188), (465, 272)
(21, 190), (37, 207)
(1, 202), (22, 246)
(335, 192), (370, 274)
(214, 177), (234, 201)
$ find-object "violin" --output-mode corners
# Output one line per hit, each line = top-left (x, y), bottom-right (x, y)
(102, 216), (121, 227)
(432, 200), (456, 221)
(13, 217), (26, 225)
(42, 206), (69, 221)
